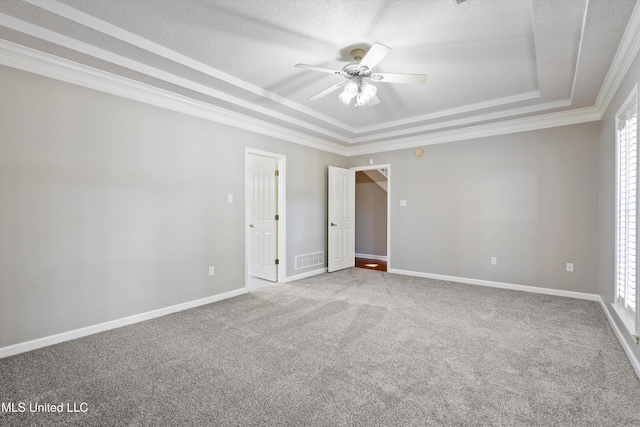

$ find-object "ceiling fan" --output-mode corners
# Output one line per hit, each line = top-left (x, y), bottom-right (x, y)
(294, 43), (427, 107)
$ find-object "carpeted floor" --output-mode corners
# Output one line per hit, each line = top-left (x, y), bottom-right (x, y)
(1, 268), (639, 426)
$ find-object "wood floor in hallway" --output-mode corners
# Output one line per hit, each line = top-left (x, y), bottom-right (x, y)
(355, 257), (387, 272)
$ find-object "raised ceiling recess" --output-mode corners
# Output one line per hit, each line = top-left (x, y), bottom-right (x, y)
(0, 0), (638, 155)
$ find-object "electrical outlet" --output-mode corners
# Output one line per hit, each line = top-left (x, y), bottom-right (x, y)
(566, 263), (574, 272)
(209, 266), (215, 276)
(491, 257), (497, 265)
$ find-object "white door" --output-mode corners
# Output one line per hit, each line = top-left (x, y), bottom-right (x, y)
(248, 155), (278, 281)
(328, 166), (355, 272)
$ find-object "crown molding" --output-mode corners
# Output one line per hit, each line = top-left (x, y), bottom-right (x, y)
(345, 105), (601, 156)
(2, 6), (635, 160)
(0, 40), (348, 156)
(595, 0), (640, 114)
(356, 91), (541, 134)
(20, 0), (357, 134)
(351, 98), (572, 144)
(14, 0), (560, 138)
(568, 0), (591, 101)
(0, 39), (605, 158)
(6, 0), (613, 142)
(0, 12), (351, 143)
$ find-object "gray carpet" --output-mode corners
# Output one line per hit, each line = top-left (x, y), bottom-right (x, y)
(1, 268), (639, 426)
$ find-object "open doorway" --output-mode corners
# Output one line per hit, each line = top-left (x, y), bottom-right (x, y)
(245, 148), (286, 289)
(352, 165), (390, 272)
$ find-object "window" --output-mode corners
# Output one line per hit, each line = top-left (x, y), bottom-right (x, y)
(615, 85), (639, 340)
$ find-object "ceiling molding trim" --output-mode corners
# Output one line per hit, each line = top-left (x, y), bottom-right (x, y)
(356, 91), (541, 134)
(22, 0), (357, 133)
(351, 99), (572, 144)
(0, 38), (603, 159)
(345, 106), (601, 156)
(0, 14), (350, 143)
(569, 0), (591, 101)
(0, 40), (348, 156)
(595, 0), (640, 115)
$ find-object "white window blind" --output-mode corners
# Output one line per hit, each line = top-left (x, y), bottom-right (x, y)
(616, 89), (639, 337)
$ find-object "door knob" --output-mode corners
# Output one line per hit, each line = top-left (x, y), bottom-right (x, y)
(331, 223), (337, 227)
(249, 224), (254, 228)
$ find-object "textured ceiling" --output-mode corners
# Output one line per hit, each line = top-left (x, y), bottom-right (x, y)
(0, 0), (638, 151)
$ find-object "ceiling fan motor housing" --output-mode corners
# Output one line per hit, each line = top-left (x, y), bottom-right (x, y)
(342, 63), (372, 77)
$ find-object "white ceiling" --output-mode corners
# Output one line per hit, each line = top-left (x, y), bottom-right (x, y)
(0, 0), (638, 154)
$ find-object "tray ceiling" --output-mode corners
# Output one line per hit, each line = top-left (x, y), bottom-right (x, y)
(0, 0), (638, 154)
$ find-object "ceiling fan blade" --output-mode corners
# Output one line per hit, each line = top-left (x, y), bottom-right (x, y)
(295, 64), (345, 76)
(367, 95), (381, 107)
(359, 43), (391, 70)
(308, 81), (349, 101)
(372, 72), (427, 85)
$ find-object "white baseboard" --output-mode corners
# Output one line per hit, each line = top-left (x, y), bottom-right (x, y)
(355, 253), (388, 261)
(283, 268), (327, 283)
(598, 298), (640, 380)
(387, 268), (599, 301)
(0, 288), (247, 359)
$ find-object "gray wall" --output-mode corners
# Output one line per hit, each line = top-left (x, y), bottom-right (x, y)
(349, 123), (600, 294)
(2, 46), (637, 364)
(0, 65), (346, 347)
(598, 48), (640, 362)
(355, 171), (387, 257)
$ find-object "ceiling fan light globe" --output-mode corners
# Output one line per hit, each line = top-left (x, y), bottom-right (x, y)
(339, 91), (353, 105)
(361, 83), (377, 98)
(345, 82), (358, 97)
(339, 83), (358, 104)
(355, 83), (377, 106)
(355, 94), (368, 107)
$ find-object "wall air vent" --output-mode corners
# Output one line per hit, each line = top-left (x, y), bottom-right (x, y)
(295, 252), (325, 270)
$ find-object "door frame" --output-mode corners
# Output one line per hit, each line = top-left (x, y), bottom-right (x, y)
(350, 164), (391, 270)
(245, 148), (286, 286)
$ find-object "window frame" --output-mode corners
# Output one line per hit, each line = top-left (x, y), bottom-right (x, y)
(614, 84), (640, 341)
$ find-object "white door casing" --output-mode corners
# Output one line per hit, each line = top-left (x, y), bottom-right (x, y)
(248, 155), (278, 281)
(328, 166), (355, 272)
